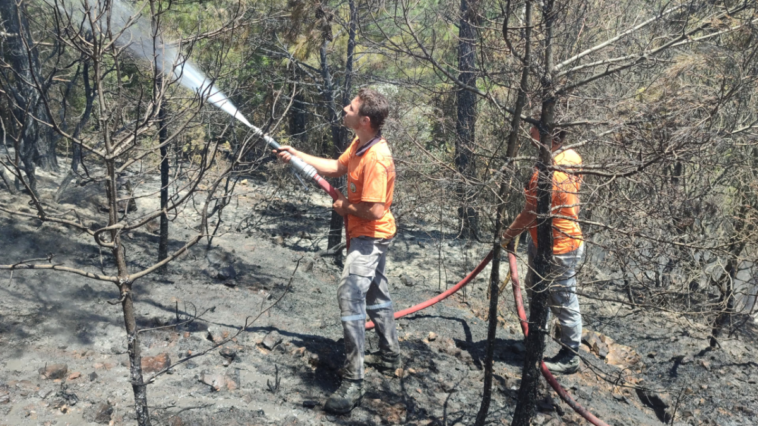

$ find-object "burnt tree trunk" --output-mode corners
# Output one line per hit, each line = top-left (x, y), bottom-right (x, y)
(512, 1), (556, 424)
(320, 39), (347, 256)
(474, 219), (502, 426)
(0, 0), (44, 194)
(455, 0), (479, 239)
(475, 3), (531, 423)
(33, 100), (58, 172)
(105, 157), (150, 425)
(289, 71), (308, 146)
(319, 0), (356, 260)
(72, 59), (94, 173)
(158, 103), (169, 270)
(91, 30), (151, 420)
(55, 59), (94, 202)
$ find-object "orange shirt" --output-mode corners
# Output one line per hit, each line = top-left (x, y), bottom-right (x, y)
(525, 149), (583, 254)
(338, 136), (396, 239)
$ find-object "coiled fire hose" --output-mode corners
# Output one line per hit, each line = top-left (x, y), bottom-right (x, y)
(272, 141), (605, 425)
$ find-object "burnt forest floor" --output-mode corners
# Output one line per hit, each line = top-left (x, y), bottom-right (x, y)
(0, 161), (757, 426)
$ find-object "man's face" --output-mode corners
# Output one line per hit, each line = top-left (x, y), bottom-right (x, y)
(343, 96), (369, 131)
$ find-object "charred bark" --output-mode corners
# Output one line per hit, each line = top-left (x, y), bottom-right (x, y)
(55, 59), (94, 202)
(456, 0), (479, 239)
(319, 0), (356, 260)
(0, 0), (56, 179)
(289, 76), (308, 146)
(475, 3), (531, 422)
(158, 103), (169, 270)
(0, 0), (40, 194)
(512, 1), (556, 424)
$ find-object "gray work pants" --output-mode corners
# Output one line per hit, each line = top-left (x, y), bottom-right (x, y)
(338, 236), (400, 380)
(525, 240), (585, 350)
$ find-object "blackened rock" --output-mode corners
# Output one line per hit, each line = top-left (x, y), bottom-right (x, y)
(205, 249), (237, 281)
(261, 331), (283, 350)
(218, 265), (237, 281)
(575, 388), (593, 400)
(55, 385), (79, 406)
(636, 388), (671, 423)
(582, 330), (610, 359)
(400, 274), (415, 287)
(220, 346), (237, 361)
(83, 402), (114, 424)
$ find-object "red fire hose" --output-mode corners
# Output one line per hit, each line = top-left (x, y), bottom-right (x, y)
(365, 251), (495, 329)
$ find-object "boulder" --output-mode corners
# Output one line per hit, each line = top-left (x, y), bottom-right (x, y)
(582, 330), (610, 359)
(261, 331), (283, 350)
(219, 347), (237, 362)
(83, 402), (114, 424)
(39, 364), (68, 380)
(205, 249), (237, 281)
(141, 353), (171, 373)
(400, 274), (415, 287)
(199, 369), (240, 392)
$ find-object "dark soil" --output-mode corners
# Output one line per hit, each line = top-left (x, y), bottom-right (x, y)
(0, 166), (756, 426)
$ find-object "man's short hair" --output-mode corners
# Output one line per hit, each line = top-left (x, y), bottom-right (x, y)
(357, 88), (389, 131)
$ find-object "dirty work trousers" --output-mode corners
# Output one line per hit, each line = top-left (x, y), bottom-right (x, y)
(526, 239), (585, 350)
(338, 236), (400, 380)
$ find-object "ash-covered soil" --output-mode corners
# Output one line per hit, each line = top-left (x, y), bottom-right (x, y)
(0, 165), (756, 426)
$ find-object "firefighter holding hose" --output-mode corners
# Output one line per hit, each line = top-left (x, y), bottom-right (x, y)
(276, 88), (400, 413)
(502, 126), (584, 374)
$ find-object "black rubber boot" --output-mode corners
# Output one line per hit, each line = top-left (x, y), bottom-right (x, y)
(543, 348), (580, 374)
(364, 352), (401, 375)
(324, 379), (364, 414)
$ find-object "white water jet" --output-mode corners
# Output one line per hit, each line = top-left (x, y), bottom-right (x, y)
(70, 0), (257, 129)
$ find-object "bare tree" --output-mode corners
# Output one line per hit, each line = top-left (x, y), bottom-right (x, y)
(0, 0), (55, 196)
(456, 0), (480, 238)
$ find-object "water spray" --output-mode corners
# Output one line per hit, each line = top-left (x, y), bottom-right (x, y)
(86, 0), (340, 198)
